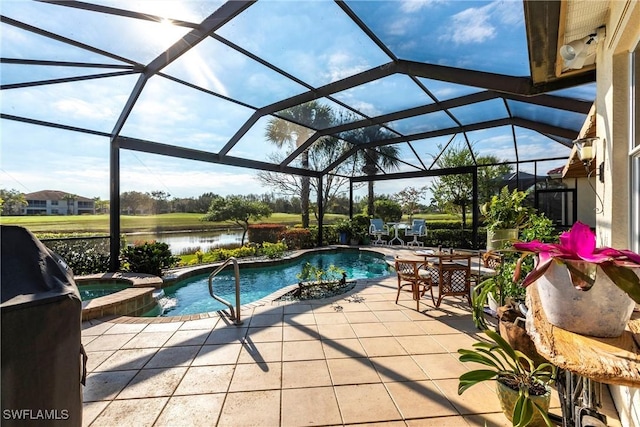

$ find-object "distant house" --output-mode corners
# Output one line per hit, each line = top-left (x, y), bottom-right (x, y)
(22, 190), (95, 215)
(499, 171), (548, 192)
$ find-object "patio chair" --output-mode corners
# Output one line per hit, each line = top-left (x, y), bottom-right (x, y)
(404, 219), (426, 247)
(369, 218), (389, 245)
(430, 255), (472, 308)
(482, 250), (503, 270)
(394, 258), (432, 310)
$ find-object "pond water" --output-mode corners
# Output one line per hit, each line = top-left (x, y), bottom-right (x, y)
(126, 230), (244, 255)
(145, 249), (392, 317)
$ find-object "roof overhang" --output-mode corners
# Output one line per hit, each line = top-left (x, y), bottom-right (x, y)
(524, 0), (606, 87)
(562, 104), (597, 179)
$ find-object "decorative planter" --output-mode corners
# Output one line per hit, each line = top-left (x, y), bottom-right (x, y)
(339, 232), (349, 245)
(536, 261), (636, 337)
(496, 381), (551, 427)
(487, 228), (518, 251)
(487, 292), (500, 312)
(497, 306), (546, 366)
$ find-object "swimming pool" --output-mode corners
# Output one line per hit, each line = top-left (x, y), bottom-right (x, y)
(148, 250), (392, 316)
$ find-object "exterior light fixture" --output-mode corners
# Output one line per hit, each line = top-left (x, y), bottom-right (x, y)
(560, 33), (598, 70)
(574, 137), (605, 213)
(573, 137), (598, 166)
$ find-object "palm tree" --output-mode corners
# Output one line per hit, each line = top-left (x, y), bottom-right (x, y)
(265, 101), (334, 228)
(62, 193), (78, 215)
(348, 126), (400, 216)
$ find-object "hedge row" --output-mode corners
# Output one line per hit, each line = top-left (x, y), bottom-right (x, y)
(247, 223), (287, 243)
(42, 237), (111, 275)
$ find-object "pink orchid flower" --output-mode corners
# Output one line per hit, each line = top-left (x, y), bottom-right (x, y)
(513, 221), (640, 304)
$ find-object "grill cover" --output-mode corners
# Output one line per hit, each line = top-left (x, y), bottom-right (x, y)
(1, 225), (83, 426)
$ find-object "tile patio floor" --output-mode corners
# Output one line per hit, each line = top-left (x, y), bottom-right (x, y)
(81, 248), (622, 427)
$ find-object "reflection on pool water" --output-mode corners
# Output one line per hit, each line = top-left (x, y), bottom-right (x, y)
(78, 283), (129, 301)
(148, 250), (392, 317)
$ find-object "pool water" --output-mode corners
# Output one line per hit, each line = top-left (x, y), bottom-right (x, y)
(78, 283), (129, 301)
(149, 250), (391, 316)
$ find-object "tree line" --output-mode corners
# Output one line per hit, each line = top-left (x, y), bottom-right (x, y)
(1, 109), (514, 220)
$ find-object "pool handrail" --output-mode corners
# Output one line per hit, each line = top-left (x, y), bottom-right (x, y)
(208, 257), (243, 325)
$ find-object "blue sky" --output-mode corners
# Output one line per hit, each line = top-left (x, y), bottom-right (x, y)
(0, 0), (592, 201)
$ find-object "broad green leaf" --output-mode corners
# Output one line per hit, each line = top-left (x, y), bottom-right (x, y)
(533, 401), (554, 427)
(485, 329), (518, 362)
(458, 370), (497, 394)
(601, 263), (640, 304)
(513, 393), (534, 427)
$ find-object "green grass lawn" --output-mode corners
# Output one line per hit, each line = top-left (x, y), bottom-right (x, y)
(1, 212), (462, 235)
(0, 213), (349, 234)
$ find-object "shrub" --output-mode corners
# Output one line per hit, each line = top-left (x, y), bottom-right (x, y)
(372, 198), (402, 223)
(422, 228), (485, 249)
(320, 225), (339, 245)
(350, 214), (371, 243)
(120, 241), (180, 276)
(211, 245), (258, 261)
(247, 223), (286, 244)
(280, 227), (314, 249)
(260, 241), (288, 259)
(41, 236), (111, 275)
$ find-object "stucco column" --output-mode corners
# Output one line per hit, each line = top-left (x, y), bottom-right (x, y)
(596, 38), (631, 249)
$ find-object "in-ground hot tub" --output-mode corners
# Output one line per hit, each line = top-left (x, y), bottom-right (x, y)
(78, 282), (130, 301)
(75, 273), (162, 321)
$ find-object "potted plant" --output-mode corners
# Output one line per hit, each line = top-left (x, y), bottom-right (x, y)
(514, 221), (640, 337)
(481, 186), (534, 250)
(472, 213), (557, 330)
(349, 214), (371, 245)
(458, 329), (556, 427)
(334, 218), (352, 245)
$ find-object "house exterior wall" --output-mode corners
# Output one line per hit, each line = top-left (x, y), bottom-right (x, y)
(24, 199), (77, 215)
(595, 1), (640, 426)
(576, 178), (596, 228)
(22, 193), (95, 215)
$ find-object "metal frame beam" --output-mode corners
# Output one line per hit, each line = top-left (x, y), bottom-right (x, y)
(397, 59), (595, 95)
(118, 137), (322, 178)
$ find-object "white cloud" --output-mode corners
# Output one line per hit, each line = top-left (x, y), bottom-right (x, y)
(400, 0), (442, 13)
(345, 100), (380, 118)
(497, 1), (524, 25)
(386, 16), (413, 37)
(325, 51), (370, 83)
(440, 5), (496, 45)
(120, 167), (264, 198)
(438, 0), (522, 46)
(54, 98), (115, 121)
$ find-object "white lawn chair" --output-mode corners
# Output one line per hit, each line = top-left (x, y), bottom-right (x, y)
(405, 219), (426, 247)
(369, 218), (389, 245)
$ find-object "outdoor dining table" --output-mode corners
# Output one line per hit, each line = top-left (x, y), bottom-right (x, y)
(413, 249), (474, 306)
(386, 222), (409, 246)
(413, 249), (473, 283)
(414, 249), (496, 280)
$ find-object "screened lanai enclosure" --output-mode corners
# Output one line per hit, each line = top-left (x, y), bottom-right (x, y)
(1, 1), (598, 270)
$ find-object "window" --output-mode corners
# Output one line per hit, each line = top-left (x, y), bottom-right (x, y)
(631, 42), (640, 253)
(27, 200), (46, 207)
(51, 200), (58, 205)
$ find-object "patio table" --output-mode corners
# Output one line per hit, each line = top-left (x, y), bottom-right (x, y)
(414, 249), (473, 284)
(386, 222), (408, 246)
